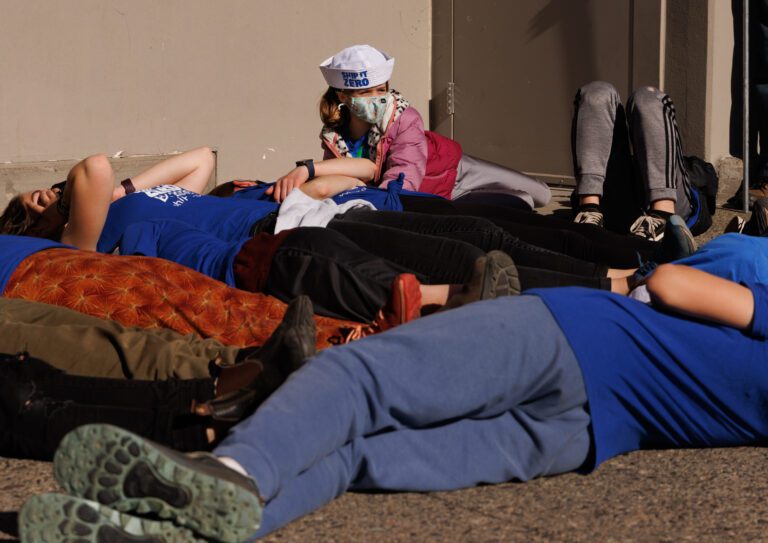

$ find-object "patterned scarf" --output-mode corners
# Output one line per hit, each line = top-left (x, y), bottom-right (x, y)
(321, 89), (410, 162)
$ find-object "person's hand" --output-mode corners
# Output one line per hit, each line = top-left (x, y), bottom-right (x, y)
(266, 166), (310, 203)
(231, 180), (260, 192)
(25, 200), (66, 240)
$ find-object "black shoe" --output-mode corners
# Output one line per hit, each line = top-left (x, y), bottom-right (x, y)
(743, 197), (768, 236)
(629, 213), (667, 241)
(650, 215), (697, 263)
(205, 296), (316, 421)
(234, 295), (316, 373)
(54, 424), (262, 543)
(442, 251), (520, 311)
(20, 493), (206, 542)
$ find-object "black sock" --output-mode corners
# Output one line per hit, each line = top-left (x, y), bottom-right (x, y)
(648, 209), (673, 220)
(578, 203), (602, 213)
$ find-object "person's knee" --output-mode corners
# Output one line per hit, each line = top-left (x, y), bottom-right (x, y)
(78, 154), (113, 181)
(576, 81), (619, 108)
(195, 146), (215, 164)
(629, 86), (667, 113)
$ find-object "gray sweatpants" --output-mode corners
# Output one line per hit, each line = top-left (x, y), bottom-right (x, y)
(572, 81), (694, 219)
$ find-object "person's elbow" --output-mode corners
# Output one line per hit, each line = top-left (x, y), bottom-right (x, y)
(646, 264), (683, 307)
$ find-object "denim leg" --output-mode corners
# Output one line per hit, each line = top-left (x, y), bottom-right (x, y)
(253, 400), (590, 538)
(214, 296), (586, 511)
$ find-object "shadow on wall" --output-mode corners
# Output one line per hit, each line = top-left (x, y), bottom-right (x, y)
(527, 0), (599, 97)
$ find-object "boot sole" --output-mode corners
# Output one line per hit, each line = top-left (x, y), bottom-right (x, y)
(54, 424), (261, 543)
(484, 251), (521, 298)
(19, 493), (204, 543)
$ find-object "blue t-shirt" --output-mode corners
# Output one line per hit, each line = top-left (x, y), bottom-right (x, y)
(98, 185), (277, 253)
(119, 220), (247, 287)
(533, 285), (768, 470)
(0, 235), (67, 293)
(674, 233), (768, 283)
(232, 178), (441, 212)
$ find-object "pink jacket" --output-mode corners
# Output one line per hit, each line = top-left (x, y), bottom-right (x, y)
(322, 107), (463, 198)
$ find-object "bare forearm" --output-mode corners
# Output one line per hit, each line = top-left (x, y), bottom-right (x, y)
(647, 264), (755, 330)
(115, 147), (215, 199)
(300, 176), (365, 200)
(314, 158), (376, 181)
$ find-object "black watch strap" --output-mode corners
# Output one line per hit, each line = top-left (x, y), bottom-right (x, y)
(296, 159), (315, 181)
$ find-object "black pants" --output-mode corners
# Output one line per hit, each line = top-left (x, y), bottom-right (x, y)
(261, 224), (611, 323)
(400, 195), (655, 268)
(331, 209), (611, 275)
(0, 353), (214, 460)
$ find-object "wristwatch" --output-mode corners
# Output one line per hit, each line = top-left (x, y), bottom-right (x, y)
(295, 159), (315, 181)
(121, 178), (137, 195)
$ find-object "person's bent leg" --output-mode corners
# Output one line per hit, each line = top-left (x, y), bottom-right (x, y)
(262, 227), (413, 321)
(572, 82), (623, 204)
(213, 295), (578, 503)
(627, 87), (694, 220)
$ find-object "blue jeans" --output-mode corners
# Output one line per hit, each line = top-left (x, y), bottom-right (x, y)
(214, 296), (592, 538)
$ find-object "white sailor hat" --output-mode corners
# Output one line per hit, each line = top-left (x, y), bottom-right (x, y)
(319, 44), (395, 90)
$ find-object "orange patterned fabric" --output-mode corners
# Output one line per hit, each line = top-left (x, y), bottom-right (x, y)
(4, 249), (368, 350)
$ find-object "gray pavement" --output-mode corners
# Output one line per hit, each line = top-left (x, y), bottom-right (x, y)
(0, 162), (763, 543)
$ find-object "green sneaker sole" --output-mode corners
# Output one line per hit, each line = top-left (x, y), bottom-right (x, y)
(20, 493), (204, 543)
(54, 424), (261, 543)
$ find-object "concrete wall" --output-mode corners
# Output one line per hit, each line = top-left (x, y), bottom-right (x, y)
(664, 0), (733, 165)
(706, 0), (734, 165)
(0, 1), (431, 183)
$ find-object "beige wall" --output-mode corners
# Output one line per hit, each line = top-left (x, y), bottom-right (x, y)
(0, 0), (431, 182)
(663, 0), (733, 165)
(706, 0), (734, 165)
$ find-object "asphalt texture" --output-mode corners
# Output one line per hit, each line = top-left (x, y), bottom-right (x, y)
(0, 168), (761, 543)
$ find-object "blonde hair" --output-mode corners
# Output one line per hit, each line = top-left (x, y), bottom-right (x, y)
(319, 87), (350, 129)
(0, 196), (35, 236)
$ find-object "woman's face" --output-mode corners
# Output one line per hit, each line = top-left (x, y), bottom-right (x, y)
(337, 83), (388, 106)
(19, 188), (60, 217)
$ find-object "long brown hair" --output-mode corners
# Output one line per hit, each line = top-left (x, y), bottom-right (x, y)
(0, 196), (35, 236)
(319, 87), (350, 129)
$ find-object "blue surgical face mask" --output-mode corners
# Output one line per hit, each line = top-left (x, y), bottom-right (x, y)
(348, 94), (391, 125)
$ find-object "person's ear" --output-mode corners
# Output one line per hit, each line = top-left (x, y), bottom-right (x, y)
(336, 90), (349, 106)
